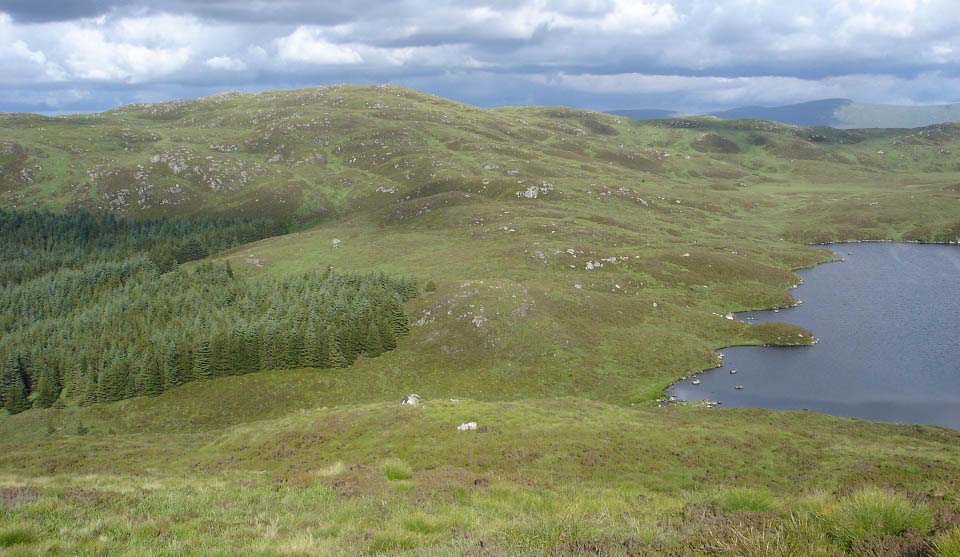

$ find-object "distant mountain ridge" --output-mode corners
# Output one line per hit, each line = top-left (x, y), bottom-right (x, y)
(709, 99), (853, 126)
(608, 108), (679, 121)
(612, 99), (960, 129)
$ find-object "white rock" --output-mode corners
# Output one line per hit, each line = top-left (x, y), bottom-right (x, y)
(457, 421), (478, 431)
(400, 394), (422, 405)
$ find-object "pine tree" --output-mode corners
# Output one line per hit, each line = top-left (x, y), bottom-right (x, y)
(237, 326), (260, 373)
(260, 324), (281, 369)
(193, 340), (212, 380)
(139, 362), (163, 396)
(34, 367), (61, 408)
(388, 301), (410, 336)
(362, 321), (384, 357)
(163, 342), (184, 389)
(378, 317), (397, 352)
(81, 367), (100, 405)
(4, 374), (30, 414)
(97, 362), (128, 402)
(328, 339), (347, 368)
(284, 332), (304, 369)
(0, 355), (19, 408)
(301, 328), (321, 368)
(175, 238), (208, 263)
(210, 334), (232, 377)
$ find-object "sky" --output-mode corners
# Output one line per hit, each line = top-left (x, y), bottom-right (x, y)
(0, 0), (959, 114)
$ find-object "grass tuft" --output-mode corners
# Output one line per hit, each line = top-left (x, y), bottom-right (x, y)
(401, 513), (447, 535)
(715, 487), (778, 512)
(0, 527), (37, 547)
(696, 512), (834, 557)
(382, 458), (413, 481)
(317, 461), (346, 477)
(367, 532), (418, 555)
(934, 526), (960, 557)
(824, 487), (931, 548)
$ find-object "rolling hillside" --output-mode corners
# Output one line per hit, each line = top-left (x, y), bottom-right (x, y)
(2, 85), (960, 555)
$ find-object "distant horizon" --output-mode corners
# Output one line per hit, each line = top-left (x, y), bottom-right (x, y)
(4, 83), (960, 119)
(3, 2), (960, 114)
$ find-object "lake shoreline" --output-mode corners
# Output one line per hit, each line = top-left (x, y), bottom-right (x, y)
(662, 241), (960, 429)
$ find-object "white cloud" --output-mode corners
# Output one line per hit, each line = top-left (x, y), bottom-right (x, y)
(275, 26), (363, 65)
(205, 55), (247, 71)
(61, 25), (193, 81)
(0, 14), (66, 81)
(536, 70), (960, 108)
(3, 1), (960, 112)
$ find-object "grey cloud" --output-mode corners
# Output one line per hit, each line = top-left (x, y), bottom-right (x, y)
(0, 0), (114, 22)
(1, 1), (959, 114)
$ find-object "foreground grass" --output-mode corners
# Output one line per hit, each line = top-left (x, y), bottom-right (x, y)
(2, 399), (960, 555)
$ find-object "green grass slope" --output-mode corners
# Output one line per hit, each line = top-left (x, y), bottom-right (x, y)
(2, 85), (960, 555)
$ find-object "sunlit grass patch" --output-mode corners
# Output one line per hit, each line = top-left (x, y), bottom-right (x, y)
(823, 487), (932, 548)
(367, 531), (419, 555)
(713, 487), (779, 512)
(317, 461), (347, 477)
(398, 512), (449, 536)
(382, 458), (413, 481)
(934, 526), (960, 557)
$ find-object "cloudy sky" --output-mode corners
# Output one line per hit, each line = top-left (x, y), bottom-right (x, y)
(0, 0), (959, 114)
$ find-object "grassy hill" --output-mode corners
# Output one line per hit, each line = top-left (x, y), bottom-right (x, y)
(1, 85), (960, 555)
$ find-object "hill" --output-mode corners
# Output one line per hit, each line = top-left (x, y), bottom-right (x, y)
(612, 99), (960, 128)
(709, 98), (854, 126)
(1, 85), (960, 555)
(607, 108), (679, 120)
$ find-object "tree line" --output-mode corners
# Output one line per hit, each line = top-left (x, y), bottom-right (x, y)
(0, 211), (417, 414)
(0, 209), (287, 285)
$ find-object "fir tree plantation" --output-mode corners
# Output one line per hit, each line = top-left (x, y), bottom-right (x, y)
(0, 210), (417, 412)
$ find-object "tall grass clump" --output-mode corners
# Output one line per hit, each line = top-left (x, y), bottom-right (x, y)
(382, 458), (413, 481)
(0, 527), (36, 547)
(934, 526), (960, 557)
(715, 487), (778, 512)
(824, 487), (931, 548)
(696, 513), (835, 557)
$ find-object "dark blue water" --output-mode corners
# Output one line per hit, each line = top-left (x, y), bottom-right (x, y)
(669, 243), (960, 429)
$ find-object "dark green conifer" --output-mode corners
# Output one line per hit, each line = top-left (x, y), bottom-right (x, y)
(163, 343), (184, 389)
(4, 374), (30, 414)
(0, 355), (20, 408)
(34, 367), (61, 408)
(139, 362), (163, 396)
(362, 321), (384, 357)
(193, 340), (212, 380)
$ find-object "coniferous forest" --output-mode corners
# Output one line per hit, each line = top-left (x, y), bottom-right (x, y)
(0, 210), (416, 414)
